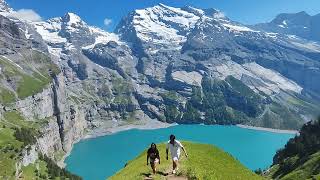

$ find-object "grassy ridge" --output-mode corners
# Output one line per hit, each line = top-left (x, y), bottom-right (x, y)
(266, 119), (320, 180)
(267, 152), (320, 180)
(0, 51), (60, 100)
(110, 142), (263, 180)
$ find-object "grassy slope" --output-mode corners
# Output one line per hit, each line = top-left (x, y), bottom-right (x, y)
(267, 152), (320, 180)
(0, 110), (50, 179)
(0, 51), (75, 179)
(0, 51), (60, 100)
(110, 142), (263, 180)
(265, 119), (320, 180)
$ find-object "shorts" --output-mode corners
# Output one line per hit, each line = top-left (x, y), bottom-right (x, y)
(171, 152), (180, 161)
(172, 156), (179, 162)
(150, 158), (159, 164)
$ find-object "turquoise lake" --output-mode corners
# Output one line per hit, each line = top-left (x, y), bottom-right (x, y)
(65, 125), (294, 180)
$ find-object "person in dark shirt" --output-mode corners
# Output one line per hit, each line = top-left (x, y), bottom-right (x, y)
(147, 143), (160, 174)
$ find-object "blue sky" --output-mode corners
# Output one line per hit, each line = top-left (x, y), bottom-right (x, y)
(6, 0), (320, 32)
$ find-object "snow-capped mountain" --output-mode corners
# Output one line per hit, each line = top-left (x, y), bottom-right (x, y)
(255, 11), (320, 42)
(115, 3), (261, 54)
(1, 2), (320, 178)
(0, 0), (11, 12)
(0, 1), (320, 139)
(32, 12), (120, 57)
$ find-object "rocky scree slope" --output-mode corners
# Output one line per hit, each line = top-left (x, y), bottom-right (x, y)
(0, 1), (320, 179)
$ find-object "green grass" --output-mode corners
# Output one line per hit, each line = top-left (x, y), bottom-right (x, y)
(0, 111), (41, 178)
(0, 87), (16, 104)
(276, 152), (320, 180)
(113, 94), (132, 105)
(21, 160), (49, 180)
(17, 74), (49, 99)
(53, 150), (66, 162)
(110, 142), (263, 180)
(0, 56), (53, 99)
(160, 91), (180, 102)
(0, 122), (23, 179)
(3, 111), (30, 128)
(0, 123), (23, 148)
(267, 151), (320, 180)
(2, 110), (48, 130)
(112, 78), (132, 95)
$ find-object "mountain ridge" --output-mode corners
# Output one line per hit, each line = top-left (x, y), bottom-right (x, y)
(0, 1), (319, 179)
(255, 11), (320, 42)
(110, 141), (263, 180)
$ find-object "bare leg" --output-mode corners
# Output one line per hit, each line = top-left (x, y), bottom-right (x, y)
(151, 163), (156, 174)
(174, 160), (179, 170)
(172, 159), (179, 174)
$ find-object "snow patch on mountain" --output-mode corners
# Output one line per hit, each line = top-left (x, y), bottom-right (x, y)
(33, 20), (67, 44)
(222, 23), (259, 33)
(83, 27), (121, 49)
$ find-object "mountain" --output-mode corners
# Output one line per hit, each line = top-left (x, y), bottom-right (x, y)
(265, 118), (320, 179)
(255, 11), (320, 42)
(0, 1), (319, 179)
(110, 142), (263, 180)
(115, 4), (226, 54)
(115, 4), (320, 128)
(0, 0), (11, 13)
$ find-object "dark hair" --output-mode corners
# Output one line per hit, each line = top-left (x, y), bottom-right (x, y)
(150, 143), (157, 148)
(170, 134), (175, 140)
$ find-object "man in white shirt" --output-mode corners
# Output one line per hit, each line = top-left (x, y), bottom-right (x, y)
(166, 134), (188, 174)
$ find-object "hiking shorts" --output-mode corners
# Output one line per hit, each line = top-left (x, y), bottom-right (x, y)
(150, 158), (159, 164)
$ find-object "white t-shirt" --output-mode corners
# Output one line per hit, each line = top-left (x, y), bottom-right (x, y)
(166, 140), (183, 158)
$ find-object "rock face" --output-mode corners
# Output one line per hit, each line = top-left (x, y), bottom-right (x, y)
(0, 1), (320, 178)
(15, 87), (54, 120)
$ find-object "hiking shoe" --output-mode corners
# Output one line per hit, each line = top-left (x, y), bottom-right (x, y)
(172, 170), (176, 174)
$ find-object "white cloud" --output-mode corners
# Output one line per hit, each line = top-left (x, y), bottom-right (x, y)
(104, 18), (112, 27)
(10, 9), (42, 22)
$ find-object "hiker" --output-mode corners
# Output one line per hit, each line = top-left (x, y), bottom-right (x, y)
(166, 134), (188, 174)
(147, 143), (160, 174)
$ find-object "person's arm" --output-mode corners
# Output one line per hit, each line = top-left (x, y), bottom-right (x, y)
(182, 146), (188, 158)
(166, 143), (169, 160)
(178, 141), (188, 158)
(147, 150), (150, 165)
(157, 150), (161, 164)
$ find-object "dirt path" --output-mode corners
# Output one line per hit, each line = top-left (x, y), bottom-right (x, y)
(142, 171), (188, 180)
(166, 175), (187, 180)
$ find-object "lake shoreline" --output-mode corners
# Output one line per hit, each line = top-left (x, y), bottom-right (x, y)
(83, 120), (176, 139)
(85, 123), (298, 140)
(61, 122), (297, 167)
(236, 124), (299, 135)
(65, 123), (295, 179)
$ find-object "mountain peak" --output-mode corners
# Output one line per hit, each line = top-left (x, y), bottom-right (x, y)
(0, 0), (12, 12)
(116, 3), (203, 52)
(62, 12), (83, 25)
(272, 11), (311, 24)
(157, 3), (169, 8)
(296, 11), (309, 16)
